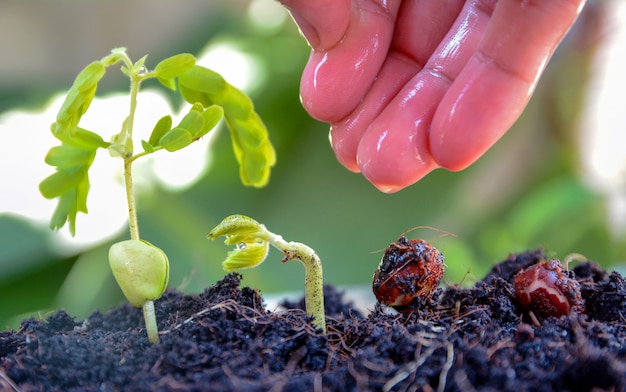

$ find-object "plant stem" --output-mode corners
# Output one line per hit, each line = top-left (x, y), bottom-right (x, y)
(123, 62), (142, 241)
(143, 300), (160, 344)
(124, 58), (160, 343)
(127, 71), (141, 140)
(124, 158), (140, 241)
(267, 233), (326, 332)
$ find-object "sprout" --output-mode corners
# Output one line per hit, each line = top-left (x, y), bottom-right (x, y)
(40, 48), (275, 343)
(208, 215), (326, 332)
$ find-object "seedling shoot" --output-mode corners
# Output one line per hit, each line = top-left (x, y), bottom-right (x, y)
(39, 48), (275, 343)
(208, 214), (326, 332)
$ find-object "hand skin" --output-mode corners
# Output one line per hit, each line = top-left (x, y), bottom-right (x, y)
(280, 0), (587, 193)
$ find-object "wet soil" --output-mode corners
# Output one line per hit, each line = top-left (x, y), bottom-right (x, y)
(1, 249), (625, 391)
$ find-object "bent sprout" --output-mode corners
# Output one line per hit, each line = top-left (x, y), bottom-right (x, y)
(208, 215), (326, 332)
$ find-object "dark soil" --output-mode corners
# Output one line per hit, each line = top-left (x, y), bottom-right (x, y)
(2, 248), (626, 391)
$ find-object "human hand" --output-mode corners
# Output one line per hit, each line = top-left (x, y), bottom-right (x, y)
(280, 0), (586, 193)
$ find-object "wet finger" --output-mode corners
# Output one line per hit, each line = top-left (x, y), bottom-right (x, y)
(430, 0), (586, 170)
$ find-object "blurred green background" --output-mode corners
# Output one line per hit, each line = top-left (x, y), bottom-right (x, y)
(1, 0), (624, 330)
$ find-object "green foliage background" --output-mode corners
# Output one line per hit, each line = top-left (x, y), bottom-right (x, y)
(1, 1), (624, 329)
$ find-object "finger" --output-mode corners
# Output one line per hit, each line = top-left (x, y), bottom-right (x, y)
(356, 0), (494, 192)
(280, 0), (350, 50)
(330, 56), (417, 172)
(299, 1), (402, 122)
(430, 0), (586, 170)
(392, 0), (467, 66)
(330, 0), (464, 172)
(355, 80), (443, 193)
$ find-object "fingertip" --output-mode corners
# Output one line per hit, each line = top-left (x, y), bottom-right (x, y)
(430, 0), (585, 171)
(430, 62), (530, 171)
(356, 119), (437, 194)
(298, 4), (398, 122)
(329, 124), (360, 173)
(353, 69), (451, 192)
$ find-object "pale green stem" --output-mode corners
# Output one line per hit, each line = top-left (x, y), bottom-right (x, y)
(125, 62), (160, 343)
(123, 66), (142, 241)
(265, 232), (326, 332)
(124, 158), (140, 241)
(126, 72), (140, 140)
(143, 300), (160, 344)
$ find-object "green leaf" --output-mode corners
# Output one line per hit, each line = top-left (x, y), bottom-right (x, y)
(49, 190), (78, 233)
(242, 140), (276, 186)
(159, 127), (192, 152)
(74, 128), (110, 149)
(50, 122), (74, 144)
(176, 65), (275, 187)
(39, 169), (85, 199)
(103, 48), (128, 68)
(42, 160), (94, 235)
(147, 115), (172, 147)
(43, 54), (124, 235)
(218, 84), (254, 119)
(141, 140), (155, 153)
(52, 123), (109, 149)
(207, 215), (270, 272)
(226, 113), (266, 147)
(43, 125), (102, 233)
(44, 145), (94, 169)
(178, 66), (226, 105)
(178, 84), (207, 107)
(196, 105), (223, 138)
(101, 52), (125, 67)
(189, 102), (204, 112)
(76, 175), (90, 214)
(56, 83), (98, 124)
(224, 112), (276, 187)
(54, 61), (104, 137)
(43, 162), (91, 235)
(155, 53), (196, 89)
(176, 107), (204, 138)
(73, 61), (106, 92)
(158, 78), (177, 91)
(223, 241), (270, 272)
(207, 214), (263, 240)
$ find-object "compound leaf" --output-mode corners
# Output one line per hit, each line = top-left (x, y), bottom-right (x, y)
(177, 65), (275, 187)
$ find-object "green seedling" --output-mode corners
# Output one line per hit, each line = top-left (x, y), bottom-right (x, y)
(208, 215), (326, 332)
(39, 48), (276, 343)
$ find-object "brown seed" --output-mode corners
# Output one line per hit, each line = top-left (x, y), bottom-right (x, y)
(372, 236), (444, 307)
(514, 258), (584, 320)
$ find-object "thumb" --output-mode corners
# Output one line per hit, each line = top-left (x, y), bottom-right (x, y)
(280, 0), (350, 50)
